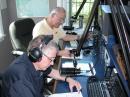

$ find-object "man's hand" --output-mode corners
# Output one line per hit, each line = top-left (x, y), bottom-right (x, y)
(65, 77), (82, 92)
(57, 49), (71, 57)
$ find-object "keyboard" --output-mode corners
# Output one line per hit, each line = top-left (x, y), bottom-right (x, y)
(87, 76), (110, 97)
(88, 80), (110, 97)
(70, 40), (78, 48)
(87, 76), (127, 97)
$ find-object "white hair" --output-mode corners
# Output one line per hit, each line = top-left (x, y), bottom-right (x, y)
(49, 7), (66, 17)
(42, 40), (59, 55)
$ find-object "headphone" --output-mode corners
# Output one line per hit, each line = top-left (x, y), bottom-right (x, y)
(28, 35), (53, 62)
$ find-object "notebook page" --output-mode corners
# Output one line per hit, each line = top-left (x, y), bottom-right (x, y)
(48, 92), (83, 97)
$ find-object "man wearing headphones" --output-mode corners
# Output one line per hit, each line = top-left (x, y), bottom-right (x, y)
(2, 35), (81, 97)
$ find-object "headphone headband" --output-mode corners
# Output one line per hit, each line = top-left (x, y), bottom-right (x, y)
(28, 35), (53, 62)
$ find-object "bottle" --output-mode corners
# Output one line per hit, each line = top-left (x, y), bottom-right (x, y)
(79, 15), (84, 28)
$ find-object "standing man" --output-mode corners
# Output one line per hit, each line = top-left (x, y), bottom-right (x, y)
(2, 35), (81, 97)
(33, 7), (80, 57)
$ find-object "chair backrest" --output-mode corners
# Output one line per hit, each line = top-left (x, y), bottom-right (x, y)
(9, 18), (35, 52)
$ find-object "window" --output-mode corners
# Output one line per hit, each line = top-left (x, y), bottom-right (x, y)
(0, 11), (5, 41)
(57, 0), (94, 25)
(71, 0), (94, 22)
(0, 0), (6, 42)
(16, 0), (49, 17)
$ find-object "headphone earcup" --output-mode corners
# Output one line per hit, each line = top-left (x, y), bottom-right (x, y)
(28, 47), (42, 62)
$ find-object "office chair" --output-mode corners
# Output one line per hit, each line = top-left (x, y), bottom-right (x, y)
(9, 18), (35, 56)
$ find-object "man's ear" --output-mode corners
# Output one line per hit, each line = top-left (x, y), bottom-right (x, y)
(37, 57), (42, 62)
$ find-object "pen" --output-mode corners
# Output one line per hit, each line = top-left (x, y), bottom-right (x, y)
(80, 88), (82, 92)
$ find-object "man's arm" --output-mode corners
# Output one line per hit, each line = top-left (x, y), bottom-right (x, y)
(62, 34), (80, 41)
(48, 69), (81, 92)
(48, 69), (66, 81)
(57, 49), (71, 57)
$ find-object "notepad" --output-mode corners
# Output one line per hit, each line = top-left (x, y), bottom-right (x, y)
(48, 92), (83, 97)
(62, 62), (91, 71)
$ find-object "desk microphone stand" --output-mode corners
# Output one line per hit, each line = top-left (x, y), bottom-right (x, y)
(73, 54), (77, 68)
(73, 52), (79, 76)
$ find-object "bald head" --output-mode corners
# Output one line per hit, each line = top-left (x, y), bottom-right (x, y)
(47, 7), (66, 28)
(49, 7), (66, 17)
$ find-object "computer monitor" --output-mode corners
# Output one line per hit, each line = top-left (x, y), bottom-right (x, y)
(72, 0), (100, 56)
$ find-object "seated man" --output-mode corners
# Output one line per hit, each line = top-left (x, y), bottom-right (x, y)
(2, 35), (81, 97)
(33, 7), (80, 57)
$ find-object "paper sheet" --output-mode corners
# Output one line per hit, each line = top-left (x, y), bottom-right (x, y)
(62, 62), (91, 71)
(48, 92), (83, 97)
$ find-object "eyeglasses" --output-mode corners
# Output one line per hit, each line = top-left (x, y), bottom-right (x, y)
(55, 14), (65, 24)
(43, 53), (55, 62)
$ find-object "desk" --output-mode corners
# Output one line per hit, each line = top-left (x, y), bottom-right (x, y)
(53, 56), (94, 97)
(55, 76), (88, 97)
(53, 40), (95, 97)
(52, 31), (96, 96)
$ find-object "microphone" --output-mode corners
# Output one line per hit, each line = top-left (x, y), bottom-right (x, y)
(61, 68), (87, 76)
(73, 54), (77, 68)
(61, 68), (81, 76)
